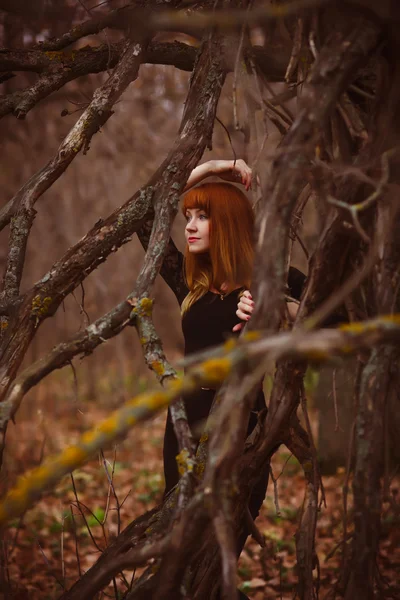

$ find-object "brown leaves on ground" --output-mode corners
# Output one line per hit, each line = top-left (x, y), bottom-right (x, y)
(2, 404), (399, 599)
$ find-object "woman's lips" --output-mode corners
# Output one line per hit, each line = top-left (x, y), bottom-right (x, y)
(188, 237), (200, 242)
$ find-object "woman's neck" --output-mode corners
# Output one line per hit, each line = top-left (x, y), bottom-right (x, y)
(209, 282), (242, 294)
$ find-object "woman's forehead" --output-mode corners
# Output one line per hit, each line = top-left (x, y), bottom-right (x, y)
(185, 207), (207, 214)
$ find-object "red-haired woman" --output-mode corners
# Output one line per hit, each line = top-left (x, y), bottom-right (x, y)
(162, 160), (305, 592)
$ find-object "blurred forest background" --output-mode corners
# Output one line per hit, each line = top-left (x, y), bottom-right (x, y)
(0, 2), (313, 459)
(0, 1), (398, 599)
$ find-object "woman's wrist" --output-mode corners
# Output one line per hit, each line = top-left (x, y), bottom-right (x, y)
(207, 159), (219, 175)
(210, 159), (231, 175)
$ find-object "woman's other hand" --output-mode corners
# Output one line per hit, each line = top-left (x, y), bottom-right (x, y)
(233, 295), (299, 333)
(212, 159), (252, 191)
(233, 290), (254, 332)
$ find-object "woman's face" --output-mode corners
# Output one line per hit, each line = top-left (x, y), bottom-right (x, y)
(185, 208), (210, 254)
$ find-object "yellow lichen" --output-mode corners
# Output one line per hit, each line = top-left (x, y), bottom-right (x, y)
(175, 448), (193, 476)
(151, 360), (165, 377)
(243, 331), (261, 342)
(81, 429), (97, 446)
(29, 466), (49, 488)
(98, 416), (119, 436)
(139, 297), (153, 317)
(195, 461), (205, 478)
(339, 322), (366, 333)
(147, 392), (168, 410)
(167, 378), (182, 393)
(59, 446), (86, 468)
(381, 314), (400, 326)
(223, 338), (236, 352)
(31, 295), (52, 318)
(127, 392), (148, 407)
(199, 432), (209, 444)
(201, 357), (231, 384)
(44, 50), (65, 61)
(6, 485), (28, 509)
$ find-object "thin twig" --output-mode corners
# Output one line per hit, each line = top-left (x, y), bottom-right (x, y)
(341, 360), (361, 572)
(101, 447), (122, 535)
(327, 149), (393, 243)
(332, 369), (341, 432)
(232, 16), (247, 130)
(300, 386), (326, 509)
(70, 505), (82, 578)
(269, 466), (281, 516)
(37, 540), (65, 589)
(61, 515), (66, 588)
(215, 117), (237, 164)
(285, 17), (304, 82)
(70, 474), (104, 553)
(244, 506), (265, 547)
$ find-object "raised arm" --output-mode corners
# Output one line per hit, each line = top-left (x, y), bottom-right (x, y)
(184, 159), (252, 192)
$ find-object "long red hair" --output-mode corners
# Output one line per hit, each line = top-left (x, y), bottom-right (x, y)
(181, 182), (254, 314)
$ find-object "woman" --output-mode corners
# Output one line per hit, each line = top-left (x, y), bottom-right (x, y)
(162, 160), (305, 583)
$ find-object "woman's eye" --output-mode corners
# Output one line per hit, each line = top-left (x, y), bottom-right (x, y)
(199, 214), (208, 220)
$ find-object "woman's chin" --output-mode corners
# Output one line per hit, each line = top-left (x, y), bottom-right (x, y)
(188, 245), (208, 254)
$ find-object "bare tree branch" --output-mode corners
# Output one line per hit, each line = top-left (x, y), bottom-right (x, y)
(0, 23), (226, 460)
(136, 215), (186, 304)
(0, 38), (148, 414)
(1, 312), (400, 526)
(252, 9), (382, 333)
(132, 298), (195, 466)
(154, 0), (334, 33)
(32, 2), (138, 51)
(0, 41), (293, 122)
(0, 37), (148, 301)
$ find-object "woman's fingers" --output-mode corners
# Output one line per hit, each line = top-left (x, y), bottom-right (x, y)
(241, 290), (252, 300)
(232, 160), (252, 189)
(234, 290), (254, 329)
(238, 294), (254, 316)
(236, 160), (252, 190)
(236, 308), (250, 320)
(214, 159), (252, 191)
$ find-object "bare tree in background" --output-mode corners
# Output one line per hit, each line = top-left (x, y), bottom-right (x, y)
(0, 1), (400, 599)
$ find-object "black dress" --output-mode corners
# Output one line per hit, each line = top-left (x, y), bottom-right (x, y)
(163, 267), (306, 536)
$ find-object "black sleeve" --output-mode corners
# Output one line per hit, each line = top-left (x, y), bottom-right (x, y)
(287, 266), (307, 301)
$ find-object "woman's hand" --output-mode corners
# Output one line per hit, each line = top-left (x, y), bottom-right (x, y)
(233, 295), (300, 333)
(212, 159), (252, 191)
(233, 290), (254, 332)
(184, 159), (252, 192)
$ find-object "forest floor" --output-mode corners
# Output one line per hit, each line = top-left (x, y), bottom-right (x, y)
(1, 397), (399, 600)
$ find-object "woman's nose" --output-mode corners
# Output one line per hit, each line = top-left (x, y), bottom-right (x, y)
(186, 220), (197, 232)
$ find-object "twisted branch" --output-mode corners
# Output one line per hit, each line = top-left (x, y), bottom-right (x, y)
(1, 314), (400, 525)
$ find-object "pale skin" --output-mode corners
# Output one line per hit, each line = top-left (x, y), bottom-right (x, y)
(234, 290), (299, 332)
(184, 159), (252, 192)
(184, 159), (299, 331)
